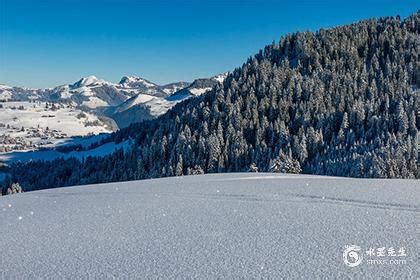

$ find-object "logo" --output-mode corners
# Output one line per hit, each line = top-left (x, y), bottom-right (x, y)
(342, 245), (407, 267)
(343, 245), (363, 267)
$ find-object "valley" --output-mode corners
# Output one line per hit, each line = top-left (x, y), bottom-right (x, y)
(0, 73), (227, 163)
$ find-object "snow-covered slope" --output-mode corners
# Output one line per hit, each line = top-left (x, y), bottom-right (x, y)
(168, 72), (229, 101)
(50, 75), (137, 109)
(0, 75), (168, 110)
(0, 101), (115, 152)
(118, 76), (157, 89)
(160, 82), (190, 95)
(118, 76), (190, 97)
(105, 93), (175, 128)
(107, 73), (228, 128)
(0, 173), (417, 278)
(0, 137), (132, 163)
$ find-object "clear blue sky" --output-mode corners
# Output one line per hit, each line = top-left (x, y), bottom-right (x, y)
(0, 0), (416, 88)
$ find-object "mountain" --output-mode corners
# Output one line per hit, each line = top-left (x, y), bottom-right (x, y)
(106, 74), (228, 128)
(0, 85), (49, 102)
(118, 75), (157, 89)
(0, 76), (136, 152)
(4, 12), (419, 192)
(0, 173), (417, 278)
(105, 94), (174, 128)
(50, 76), (136, 109)
(0, 75), (189, 110)
(0, 74), (222, 124)
(168, 72), (229, 101)
(118, 76), (190, 97)
(0, 73), (226, 153)
(0, 75), (136, 109)
(160, 82), (191, 95)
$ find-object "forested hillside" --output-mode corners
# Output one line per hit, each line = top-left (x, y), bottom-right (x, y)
(5, 12), (419, 192)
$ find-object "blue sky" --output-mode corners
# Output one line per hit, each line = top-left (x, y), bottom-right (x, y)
(0, 0), (416, 88)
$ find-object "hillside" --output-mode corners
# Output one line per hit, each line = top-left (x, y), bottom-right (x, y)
(106, 73), (229, 128)
(4, 12), (419, 192)
(0, 173), (417, 278)
(0, 101), (115, 152)
(0, 74), (226, 153)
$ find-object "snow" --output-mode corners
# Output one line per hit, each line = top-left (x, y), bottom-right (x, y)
(0, 90), (12, 100)
(119, 76), (156, 88)
(0, 84), (13, 90)
(57, 133), (109, 148)
(212, 72), (229, 83)
(72, 86), (93, 95)
(81, 96), (109, 108)
(56, 85), (72, 98)
(189, 87), (213, 96)
(0, 101), (112, 151)
(0, 139), (131, 163)
(74, 75), (109, 87)
(145, 98), (174, 116)
(112, 93), (177, 116)
(0, 102), (110, 137)
(0, 173), (417, 278)
(114, 94), (156, 113)
(162, 86), (183, 95)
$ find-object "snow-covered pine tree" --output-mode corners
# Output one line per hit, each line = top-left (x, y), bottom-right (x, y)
(270, 151), (302, 174)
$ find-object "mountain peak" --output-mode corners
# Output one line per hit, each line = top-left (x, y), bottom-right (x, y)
(0, 84), (13, 90)
(72, 75), (108, 88)
(119, 76), (156, 89)
(212, 72), (229, 83)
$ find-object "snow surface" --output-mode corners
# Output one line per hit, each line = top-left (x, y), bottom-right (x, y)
(0, 139), (131, 163)
(0, 90), (12, 100)
(113, 94), (156, 113)
(119, 76), (156, 89)
(111, 93), (178, 117)
(74, 75), (108, 87)
(0, 85), (13, 90)
(213, 72), (229, 83)
(161, 84), (186, 95)
(0, 173), (417, 278)
(189, 87), (213, 96)
(0, 101), (112, 150)
(81, 96), (109, 108)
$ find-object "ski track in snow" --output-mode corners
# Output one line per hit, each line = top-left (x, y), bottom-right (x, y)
(0, 173), (418, 278)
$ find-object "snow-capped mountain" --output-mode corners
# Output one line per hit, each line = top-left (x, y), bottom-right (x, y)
(0, 72), (228, 151)
(168, 72), (228, 101)
(160, 82), (191, 95)
(118, 76), (156, 89)
(107, 72), (229, 128)
(1, 76), (136, 109)
(0, 85), (49, 102)
(48, 76), (135, 109)
(105, 93), (174, 128)
(72, 75), (111, 88)
(118, 76), (190, 97)
(0, 73), (226, 111)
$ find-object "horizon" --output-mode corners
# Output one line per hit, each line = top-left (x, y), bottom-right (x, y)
(0, 74), (198, 89)
(0, 0), (416, 88)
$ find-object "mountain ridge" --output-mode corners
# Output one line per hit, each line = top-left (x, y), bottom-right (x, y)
(0, 73), (228, 156)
